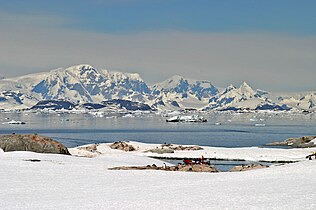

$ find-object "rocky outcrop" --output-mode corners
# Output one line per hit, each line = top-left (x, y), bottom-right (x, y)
(145, 144), (203, 154)
(0, 134), (70, 155)
(102, 99), (153, 111)
(110, 163), (219, 173)
(31, 100), (76, 110)
(229, 164), (268, 172)
(70, 144), (101, 158)
(77, 144), (99, 153)
(266, 136), (316, 148)
(176, 164), (219, 172)
(163, 144), (203, 151)
(110, 141), (136, 152)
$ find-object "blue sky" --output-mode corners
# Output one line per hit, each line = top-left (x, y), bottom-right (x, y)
(0, 0), (315, 91)
(2, 0), (316, 34)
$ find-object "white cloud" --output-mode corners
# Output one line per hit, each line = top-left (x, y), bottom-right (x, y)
(0, 12), (315, 91)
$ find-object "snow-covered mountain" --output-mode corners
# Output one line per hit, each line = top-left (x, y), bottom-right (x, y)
(204, 82), (268, 110)
(203, 82), (295, 111)
(273, 92), (316, 111)
(151, 75), (219, 110)
(0, 65), (152, 109)
(31, 65), (151, 103)
(0, 64), (315, 112)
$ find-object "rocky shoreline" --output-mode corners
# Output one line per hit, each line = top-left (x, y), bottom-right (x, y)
(266, 136), (316, 148)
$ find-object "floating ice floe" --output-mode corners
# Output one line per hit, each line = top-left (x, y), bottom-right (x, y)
(2, 120), (26, 125)
(122, 114), (135, 118)
(166, 115), (207, 123)
(255, 123), (266, 127)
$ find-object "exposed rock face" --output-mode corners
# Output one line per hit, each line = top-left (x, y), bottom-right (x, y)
(31, 100), (76, 110)
(0, 134), (70, 155)
(266, 136), (316, 148)
(102, 99), (153, 111)
(110, 164), (219, 173)
(145, 144), (203, 154)
(79, 103), (106, 110)
(110, 141), (136, 152)
(229, 164), (268, 172)
(166, 144), (203, 151)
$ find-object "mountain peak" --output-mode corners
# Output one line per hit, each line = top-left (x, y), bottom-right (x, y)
(162, 75), (185, 85)
(66, 64), (97, 75)
(240, 81), (251, 88)
(169, 75), (184, 80)
(239, 82), (255, 93)
(222, 84), (236, 93)
(227, 84), (236, 89)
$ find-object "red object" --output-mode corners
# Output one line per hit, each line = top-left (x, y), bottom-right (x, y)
(183, 159), (192, 165)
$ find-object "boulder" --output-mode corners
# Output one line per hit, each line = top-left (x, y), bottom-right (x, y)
(0, 134), (70, 155)
(110, 141), (136, 152)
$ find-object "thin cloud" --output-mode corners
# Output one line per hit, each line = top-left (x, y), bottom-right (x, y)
(0, 13), (315, 92)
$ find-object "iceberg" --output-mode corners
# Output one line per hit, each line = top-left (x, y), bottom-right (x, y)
(166, 115), (207, 123)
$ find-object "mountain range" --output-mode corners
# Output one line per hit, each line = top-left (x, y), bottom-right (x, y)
(0, 64), (315, 112)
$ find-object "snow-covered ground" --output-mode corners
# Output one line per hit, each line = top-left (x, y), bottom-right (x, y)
(1, 143), (316, 209)
(72, 141), (315, 162)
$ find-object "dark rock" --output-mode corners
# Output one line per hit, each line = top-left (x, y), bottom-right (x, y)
(80, 103), (106, 110)
(24, 159), (41, 162)
(102, 99), (152, 111)
(255, 103), (291, 111)
(31, 100), (76, 110)
(0, 134), (71, 155)
(170, 101), (180, 108)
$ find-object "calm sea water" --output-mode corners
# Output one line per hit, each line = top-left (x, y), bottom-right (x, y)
(0, 112), (315, 148)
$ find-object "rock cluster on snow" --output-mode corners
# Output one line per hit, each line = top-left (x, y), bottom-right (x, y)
(110, 141), (136, 151)
(145, 148), (175, 154)
(166, 144), (203, 151)
(110, 163), (219, 173)
(145, 144), (203, 154)
(0, 134), (70, 155)
(266, 136), (316, 148)
(229, 164), (268, 172)
(77, 144), (99, 153)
